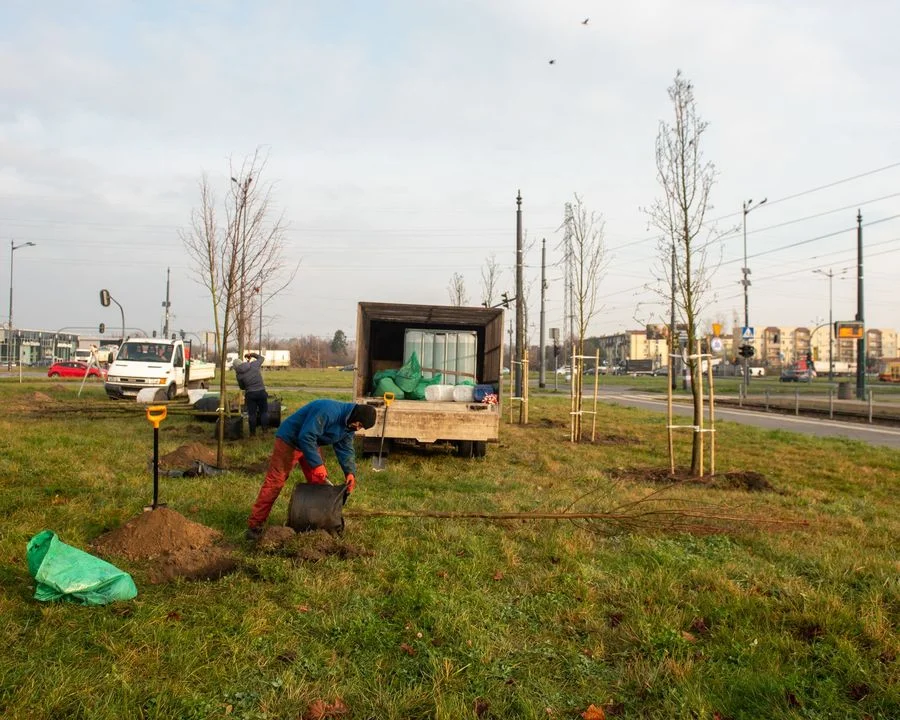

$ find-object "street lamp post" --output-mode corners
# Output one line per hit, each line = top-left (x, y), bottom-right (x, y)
(8, 240), (36, 371)
(813, 269), (836, 382)
(741, 197), (766, 392)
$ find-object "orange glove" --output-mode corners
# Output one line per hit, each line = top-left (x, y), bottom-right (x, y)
(310, 465), (328, 484)
(345, 473), (356, 493)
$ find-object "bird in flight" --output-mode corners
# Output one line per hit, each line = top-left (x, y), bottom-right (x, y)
(548, 59), (556, 65)
(582, 18), (590, 25)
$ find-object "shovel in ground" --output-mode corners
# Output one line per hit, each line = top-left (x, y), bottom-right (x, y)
(145, 405), (168, 511)
(372, 392), (394, 472)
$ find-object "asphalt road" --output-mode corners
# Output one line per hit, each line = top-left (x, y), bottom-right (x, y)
(594, 389), (900, 450)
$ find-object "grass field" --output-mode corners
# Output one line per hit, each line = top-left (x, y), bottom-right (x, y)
(0, 372), (897, 719)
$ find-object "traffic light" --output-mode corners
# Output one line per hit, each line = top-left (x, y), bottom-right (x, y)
(99, 322), (105, 334)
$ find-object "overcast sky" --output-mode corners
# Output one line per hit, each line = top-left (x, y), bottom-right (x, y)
(2, 0), (898, 345)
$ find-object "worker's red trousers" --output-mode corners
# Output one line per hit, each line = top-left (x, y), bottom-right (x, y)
(248, 438), (322, 528)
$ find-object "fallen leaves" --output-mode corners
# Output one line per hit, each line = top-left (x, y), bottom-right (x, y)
(581, 704), (606, 720)
(302, 698), (349, 720)
(399, 642), (416, 656)
(492, 570), (504, 581)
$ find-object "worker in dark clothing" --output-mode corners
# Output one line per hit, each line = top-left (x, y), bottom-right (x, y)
(246, 399), (377, 540)
(233, 353), (268, 436)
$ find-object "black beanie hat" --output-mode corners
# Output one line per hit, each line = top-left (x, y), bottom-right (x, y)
(348, 404), (377, 429)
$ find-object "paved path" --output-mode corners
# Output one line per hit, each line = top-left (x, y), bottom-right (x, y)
(596, 390), (900, 450)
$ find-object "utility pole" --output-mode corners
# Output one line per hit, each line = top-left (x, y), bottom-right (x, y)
(162, 267), (171, 338)
(539, 238), (546, 389)
(814, 269), (835, 382)
(515, 190), (524, 422)
(741, 197), (767, 392)
(855, 210), (865, 400)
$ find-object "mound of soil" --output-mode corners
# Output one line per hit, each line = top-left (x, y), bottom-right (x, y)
(92, 507), (236, 584)
(158, 443), (221, 470)
(33, 392), (54, 402)
(93, 507), (222, 559)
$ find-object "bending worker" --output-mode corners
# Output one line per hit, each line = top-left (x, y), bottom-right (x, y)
(232, 352), (269, 436)
(246, 399), (377, 540)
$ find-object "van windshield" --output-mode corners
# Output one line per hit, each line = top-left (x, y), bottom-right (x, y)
(116, 342), (173, 362)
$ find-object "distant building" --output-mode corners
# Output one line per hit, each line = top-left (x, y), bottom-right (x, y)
(0, 328), (79, 366)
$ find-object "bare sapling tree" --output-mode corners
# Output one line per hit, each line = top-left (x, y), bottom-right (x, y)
(647, 70), (718, 476)
(567, 193), (608, 439)
(447, 272), (469, 306)
(181, 150), (292, 466)
(480, 253), (502, 307)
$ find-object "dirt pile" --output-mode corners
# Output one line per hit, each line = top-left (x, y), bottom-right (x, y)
(92, 507), (236, 583)
(33, 392), (54, 402)
(158, 443), (221, 469)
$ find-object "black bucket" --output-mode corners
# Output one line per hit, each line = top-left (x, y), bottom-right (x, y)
(215, 416), (244, 441)
(267, 398), (282, 428)
(286, 483), (348, 534)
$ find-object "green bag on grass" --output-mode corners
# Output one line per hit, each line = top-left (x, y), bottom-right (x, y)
(27, 530), (138, 606)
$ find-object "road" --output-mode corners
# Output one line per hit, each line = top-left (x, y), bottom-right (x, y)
(591, 388), (900, 450)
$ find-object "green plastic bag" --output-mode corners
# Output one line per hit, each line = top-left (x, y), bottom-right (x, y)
(27, 530), (138, 605)
(374, 376), (405, 399)
(394, 352), (422, 394)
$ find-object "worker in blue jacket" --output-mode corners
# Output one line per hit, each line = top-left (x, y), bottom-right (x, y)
(246, 399), (377, 540)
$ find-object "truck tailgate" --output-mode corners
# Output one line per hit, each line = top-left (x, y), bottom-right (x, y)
(356, 399), (499, 444)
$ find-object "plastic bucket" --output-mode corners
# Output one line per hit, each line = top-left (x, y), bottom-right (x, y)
(286, 483), (348, 534)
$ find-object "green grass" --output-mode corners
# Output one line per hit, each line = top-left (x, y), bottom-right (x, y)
(0, 378), (898, 719)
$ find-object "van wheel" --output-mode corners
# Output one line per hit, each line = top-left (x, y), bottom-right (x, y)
(473, 441), (487, 458)
(166, 383), (177, 400)
(456, 440), (473, 458)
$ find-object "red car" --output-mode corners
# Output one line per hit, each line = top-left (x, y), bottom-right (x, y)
(47, 361), (106, 379)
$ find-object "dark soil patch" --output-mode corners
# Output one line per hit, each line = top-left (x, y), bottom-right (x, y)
(286, 530), (373, 562)
(537, 418), (566, 429)
(715, 471), (775, 492)
(592, 433), (642, 446)
(158, 442), (222, 470)
(92, 507), (236, 583)
(610, 466), (777, 493)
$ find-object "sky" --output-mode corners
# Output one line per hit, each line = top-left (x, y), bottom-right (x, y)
(2, 0), (899, 346)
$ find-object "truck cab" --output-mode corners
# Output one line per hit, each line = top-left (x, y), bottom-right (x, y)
(105, 338), (215, 400)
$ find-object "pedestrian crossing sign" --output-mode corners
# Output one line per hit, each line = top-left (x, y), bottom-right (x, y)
(741, 326), (754, 341)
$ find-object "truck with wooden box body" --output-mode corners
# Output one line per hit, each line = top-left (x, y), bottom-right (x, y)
(354, 302), (504, 458)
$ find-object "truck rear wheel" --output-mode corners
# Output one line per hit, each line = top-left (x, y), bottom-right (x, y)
(456, 440), (473, 458)
(166, 383), (177, 400)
